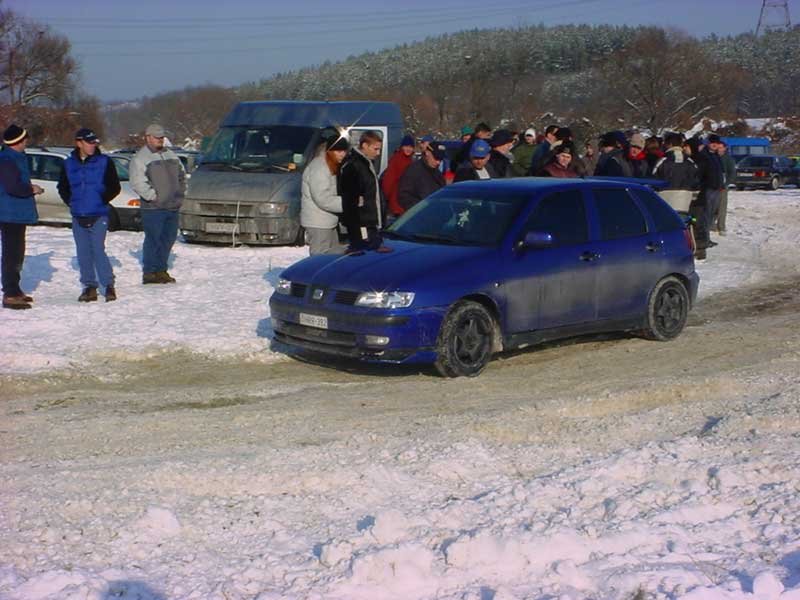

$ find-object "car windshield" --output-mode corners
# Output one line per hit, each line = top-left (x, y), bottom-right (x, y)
(740, 157), (772, 168)
(386, 190), (528, 246)
(201, 125), (316, 172)
(110, 156), (130, 181)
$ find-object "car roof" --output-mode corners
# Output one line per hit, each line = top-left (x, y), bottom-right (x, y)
(447, 176), (667, 194)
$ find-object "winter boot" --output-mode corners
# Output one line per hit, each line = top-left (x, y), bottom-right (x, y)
(157, 270), (176, 283)
(78, 287), (98, 302)
(142, 272), (162, 284)
(2, 295), (32, 310)
(105, 286), (117, 302)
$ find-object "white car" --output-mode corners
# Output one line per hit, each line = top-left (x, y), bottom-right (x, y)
(26, 147), (142, 230)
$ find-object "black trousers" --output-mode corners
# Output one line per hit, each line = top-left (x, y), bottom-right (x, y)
(0, 222), (26, 297)
(689, 197), (709, 250)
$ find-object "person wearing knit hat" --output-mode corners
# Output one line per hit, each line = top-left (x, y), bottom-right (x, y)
(381, 134), (416, 220)
(627, 132), (648, 177)
(594, 131), (633, 177)
(540, 142), (579, 178)
(0, 124), (44, 309)
(487, 129), (515, 178)
(511, 127), (537, 176)
(459, 126), (474, 143)
(300, 133), (349, 255)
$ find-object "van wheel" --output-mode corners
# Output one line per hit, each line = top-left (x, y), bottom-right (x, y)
(434, 301), (495, 377)
(641, 276), (689, 341)
(769, 176), (781, 190)
(108, 207), (121, 232)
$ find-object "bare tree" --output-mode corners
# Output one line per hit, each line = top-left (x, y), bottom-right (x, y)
(0, 7), (77, 107)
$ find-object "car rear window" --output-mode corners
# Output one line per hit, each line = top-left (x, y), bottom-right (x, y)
(740, 157), (772, 168)
(630, 188), (684, 232)
(593, 188), (648, 240)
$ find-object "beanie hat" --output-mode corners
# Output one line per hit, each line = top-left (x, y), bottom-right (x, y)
(3, 124), (28, 145)
(460, 125), (474, 136)
(599, 130), (627, 148)
(555, 127), (573, 142)
(325, 135), (350, 151)
(489, 129), (514, 147)
(400, 134), (415, 147)
(555, 141), (576, 156)
(629, 132), (645, 148)
(706, 133), (722, 144)
(145, 124), (166, 137)
(469, 139), (491, 158)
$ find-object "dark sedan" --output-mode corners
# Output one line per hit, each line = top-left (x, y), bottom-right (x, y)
(270, 178), (699, 377)
(736, 155), (798, 190)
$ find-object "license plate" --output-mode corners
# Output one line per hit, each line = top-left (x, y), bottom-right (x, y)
(739, 173), (752, 177)
(299, 313), (328, 329)
(205, 222), (238, 233)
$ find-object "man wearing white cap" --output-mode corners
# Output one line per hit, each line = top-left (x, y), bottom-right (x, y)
(130, 124), (186, 284)
(511, 127), (537, 177)
(0, 124), (44, 309)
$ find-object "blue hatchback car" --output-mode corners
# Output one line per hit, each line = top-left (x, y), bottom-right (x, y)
(270, 178), (699, 376)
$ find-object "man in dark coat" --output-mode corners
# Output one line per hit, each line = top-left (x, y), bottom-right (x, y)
(0, 125), (44, 310)
(453, 139), (495, 182)
(397, 142), (447, 211)
(487, 129), (514, 178)
(528, 125), (560, 176)
(594, 131), (633, 177)
(340, 130), (383, 250)
(653, 132), (698, 217)
(452, 122), (492, 174)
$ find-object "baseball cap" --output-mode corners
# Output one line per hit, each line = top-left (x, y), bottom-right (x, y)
(75, 128), (100, 143)
(470, 139), (491, 158)
(145, 124), (166, 137)
(429, 143), (447, 160)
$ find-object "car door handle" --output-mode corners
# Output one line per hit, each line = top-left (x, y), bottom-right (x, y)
(645, 241), (662, 252)
(579, 251), (600, 262)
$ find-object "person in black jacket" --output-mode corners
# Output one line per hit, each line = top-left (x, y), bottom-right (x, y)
(452, 122), (492, 174)
(687, 134), (725, 258)
(453, 139), (494, 182)
(487, 129), (514, 178)
(528, 125), (560, 176)
(653, 132), (698, 217)
(594, 131), (633, 177)
(339, 130), (383, 251)
(397, 142), (446, 211)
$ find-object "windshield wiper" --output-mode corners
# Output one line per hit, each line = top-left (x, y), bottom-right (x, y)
(409, 233), (460, 245)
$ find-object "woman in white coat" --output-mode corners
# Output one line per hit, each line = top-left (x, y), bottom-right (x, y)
(300, 136), (349, 255)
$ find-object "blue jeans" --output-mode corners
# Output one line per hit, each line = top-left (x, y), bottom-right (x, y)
(72, 216), (114, 289)
(141, 209), (179, 273)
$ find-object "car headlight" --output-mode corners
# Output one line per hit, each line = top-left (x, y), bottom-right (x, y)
(276, 278), (292, 295)
(258, 202), (288, 215)
(355, 291), (415, 309)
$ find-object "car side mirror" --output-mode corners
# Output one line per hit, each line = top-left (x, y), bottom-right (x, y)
(517, 231), (554, 251)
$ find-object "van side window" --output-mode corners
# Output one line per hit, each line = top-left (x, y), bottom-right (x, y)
(524, 190), (587, 246)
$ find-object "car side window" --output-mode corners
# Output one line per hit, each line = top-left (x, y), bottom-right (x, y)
(593, 188), (648, 240)
(524, 190), (587, 246)
(39, 156), (64, 181)
(630, 188), (683, 232)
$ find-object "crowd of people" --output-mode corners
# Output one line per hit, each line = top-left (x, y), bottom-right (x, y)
(301, 123), (736, 260)
(0, 123), (185, 309)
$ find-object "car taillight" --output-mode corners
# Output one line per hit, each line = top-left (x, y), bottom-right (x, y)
(127, 199), (140, 207)
(755, 170), (766, 177)
(684, 227), (695, 253)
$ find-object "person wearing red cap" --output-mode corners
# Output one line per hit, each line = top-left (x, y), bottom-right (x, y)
(0, 124), (44, 309)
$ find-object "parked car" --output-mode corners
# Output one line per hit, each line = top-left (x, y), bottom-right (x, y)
(26, 147), (142, 230)
(735, 155), (798, 190)
(270, 178), (699, 377)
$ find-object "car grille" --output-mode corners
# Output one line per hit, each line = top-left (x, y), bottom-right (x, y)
(333, 290), (360, 305)
(290, 283), (307, 298)
(197, 202), (256, 217)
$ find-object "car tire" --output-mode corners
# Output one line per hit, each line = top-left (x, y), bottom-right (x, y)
(108, 207), (121, 232)
(642, 276), (689, 341)
(434, 300), (495, 377)
(769, 176), (781, 191)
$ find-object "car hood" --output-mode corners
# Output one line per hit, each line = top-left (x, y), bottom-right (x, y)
(186, 169), (299, 203)
(283, 241), (493, 291)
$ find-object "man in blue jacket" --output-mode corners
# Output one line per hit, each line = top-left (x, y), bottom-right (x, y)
(0, 125), (43, 310)
(58, 128), (122, 302)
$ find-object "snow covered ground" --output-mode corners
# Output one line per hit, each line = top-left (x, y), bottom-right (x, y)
(2, 189), (800, 599)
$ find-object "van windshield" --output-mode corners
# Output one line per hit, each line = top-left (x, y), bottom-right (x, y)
(201, 126), (316, 172)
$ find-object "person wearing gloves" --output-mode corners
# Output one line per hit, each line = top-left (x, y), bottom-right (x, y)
(129, 124), (186, 284)
(57, 128), (122, 302)
(300, 134), (349, 255)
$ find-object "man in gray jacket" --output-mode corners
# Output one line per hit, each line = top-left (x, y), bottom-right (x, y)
(130, 124), (186, 284)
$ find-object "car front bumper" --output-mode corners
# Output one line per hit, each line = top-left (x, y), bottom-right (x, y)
(269, 295), (444, 364)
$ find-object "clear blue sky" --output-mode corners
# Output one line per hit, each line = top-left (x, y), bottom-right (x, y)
(8, 0), (783, 102)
